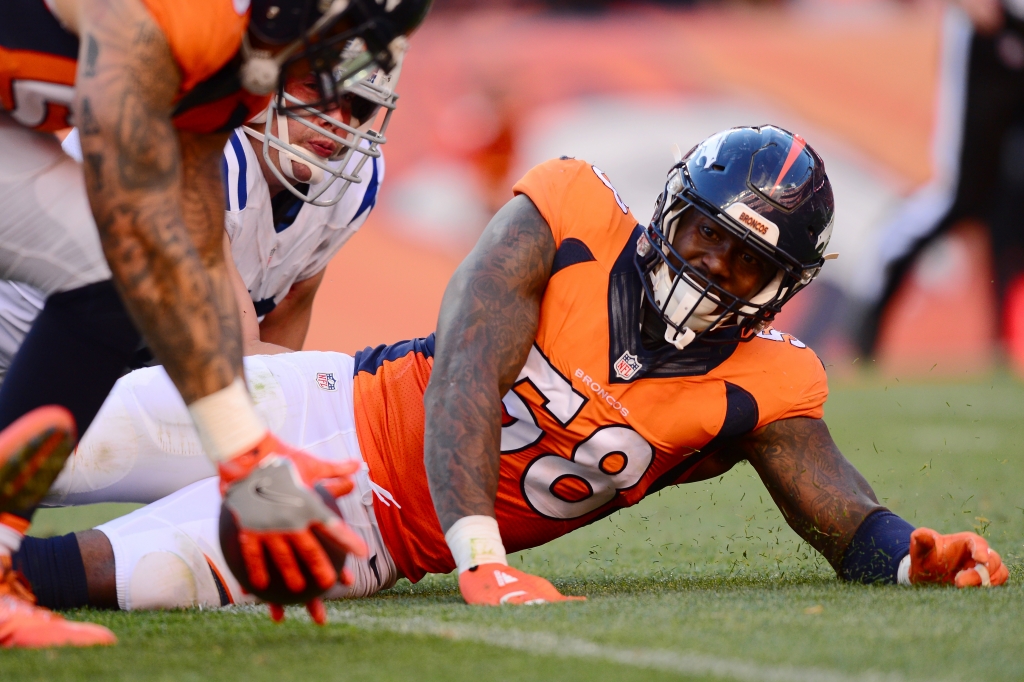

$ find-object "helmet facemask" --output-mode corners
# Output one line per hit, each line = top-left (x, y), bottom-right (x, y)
(637, 166), (816, 350)
(245, 50), (400, 206)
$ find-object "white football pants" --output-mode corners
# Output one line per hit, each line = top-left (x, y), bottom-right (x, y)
(0, 113), (111, 295)
(46, 351), (399, 610)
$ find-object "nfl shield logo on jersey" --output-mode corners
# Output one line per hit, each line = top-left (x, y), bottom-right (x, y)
(613, 351), (643, 380)
(315, 372), (337, 391)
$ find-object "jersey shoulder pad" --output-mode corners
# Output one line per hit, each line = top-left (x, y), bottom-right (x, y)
(512, 158), (636, 260)
(729, 327), (829, 424)
(140, 0), (248, 93)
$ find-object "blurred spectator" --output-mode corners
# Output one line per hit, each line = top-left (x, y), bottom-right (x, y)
(856, 0), (1024, 361)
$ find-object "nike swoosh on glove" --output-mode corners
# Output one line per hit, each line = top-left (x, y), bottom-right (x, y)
(219, 433), (368, 623)
(909, 527), (1009, 587)
(458, 564), (585, 605)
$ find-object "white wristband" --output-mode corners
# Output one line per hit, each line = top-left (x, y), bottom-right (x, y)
(444, 515), (508, 574)
(187, 378), (267, 463)
(897, 554), (912, 586)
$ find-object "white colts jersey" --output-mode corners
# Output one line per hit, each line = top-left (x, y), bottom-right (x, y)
(0, 128), (383, 375)
(223, 130), (383, 320)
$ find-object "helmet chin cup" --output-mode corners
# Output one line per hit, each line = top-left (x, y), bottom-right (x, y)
(652, 266), (719, 349)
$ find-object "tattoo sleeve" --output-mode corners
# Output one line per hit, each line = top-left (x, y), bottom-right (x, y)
(75, 0), (241, 404)
(423, 195), (556, 532)
(736, 417), (883, 569)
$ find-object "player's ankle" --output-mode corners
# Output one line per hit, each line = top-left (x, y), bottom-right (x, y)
(187, 378), (267, 463)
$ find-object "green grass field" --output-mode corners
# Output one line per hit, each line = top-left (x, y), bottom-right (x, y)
(7, 375), (1024, 681)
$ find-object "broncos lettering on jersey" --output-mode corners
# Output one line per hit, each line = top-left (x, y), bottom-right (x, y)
(353, 158), (828, 582)
(0, 0), (267, 133)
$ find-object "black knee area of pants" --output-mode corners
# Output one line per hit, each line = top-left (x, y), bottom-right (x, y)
(12, 533), (91, 610)
(0, 280), (141, 435)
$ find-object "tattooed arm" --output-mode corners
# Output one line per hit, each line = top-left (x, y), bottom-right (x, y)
(424, 194), (556, 532)
(731, 417), (883, 569)
(75, 0), (242, 403)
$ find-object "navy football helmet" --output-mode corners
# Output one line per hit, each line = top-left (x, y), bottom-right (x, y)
(636, 125), (836, 349)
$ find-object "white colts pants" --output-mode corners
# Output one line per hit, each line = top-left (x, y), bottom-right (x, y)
(0, 112), (111, 294)
(46, 351), (398, 610)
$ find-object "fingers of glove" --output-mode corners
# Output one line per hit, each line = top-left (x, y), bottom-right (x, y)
(291, 455), (360, 488)
(269, 603), (286, 623)
(238, 530), (271, 591)
(306, 598), (327, 626)
(991, 556), (1010, 586)
(289, 529), (339, 591)
(910, 527), (939, 562)
(955, 566), (983, 588)
(319, 477), (355, 498)
(516, 574), (586, 603)
(964, 532), (991, 565)
(340, 567), (354, 586)
(955, 549), (1010, 588)
(315, 519), (369, 559)
(264, 534), (307, 593)
(459, 564), (584, 606)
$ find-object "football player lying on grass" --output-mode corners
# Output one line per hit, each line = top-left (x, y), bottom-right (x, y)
(11, 126), (1007, 617)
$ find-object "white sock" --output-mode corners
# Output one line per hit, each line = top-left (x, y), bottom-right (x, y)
(0, 522), (23, 557)
(187, 377), (267, 463)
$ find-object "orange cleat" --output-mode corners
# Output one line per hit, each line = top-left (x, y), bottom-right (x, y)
(0, 557), (116, 648)
(0, 406), (77, 513)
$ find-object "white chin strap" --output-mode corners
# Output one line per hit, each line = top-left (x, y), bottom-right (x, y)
(245, 108), (325, 186)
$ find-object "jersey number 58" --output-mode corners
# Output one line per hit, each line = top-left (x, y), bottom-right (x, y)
(500, 345), (654, 520)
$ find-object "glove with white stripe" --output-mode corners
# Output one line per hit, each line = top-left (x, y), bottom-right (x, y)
(908, 528), (1009, 587)
(445, 515), (584, 606)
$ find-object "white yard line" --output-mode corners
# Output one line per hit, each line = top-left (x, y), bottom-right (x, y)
(327, 610), (926, 682)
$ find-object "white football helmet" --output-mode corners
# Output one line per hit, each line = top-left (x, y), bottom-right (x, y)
(244, 40), (404, 206)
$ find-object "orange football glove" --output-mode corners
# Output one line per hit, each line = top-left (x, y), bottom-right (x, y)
(909, 527), (1009, 588)
(219, 432), (368, 618)
(458, 564), (585, 605)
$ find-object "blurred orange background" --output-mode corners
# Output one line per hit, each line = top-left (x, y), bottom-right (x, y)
(306, 1), (997, 376)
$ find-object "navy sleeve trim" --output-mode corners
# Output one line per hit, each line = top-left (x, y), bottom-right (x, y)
(550, 238), (596, 277)
(353, 334), (435, 376)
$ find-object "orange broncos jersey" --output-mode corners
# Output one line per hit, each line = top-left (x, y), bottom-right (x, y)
(354, 158), (829, 582)
(0, 0), (267, 133)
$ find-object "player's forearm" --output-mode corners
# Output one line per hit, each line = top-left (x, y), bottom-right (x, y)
(257, 271), (325, 351)
(424, 195), (555, 532)
(76, 3), (241, 404)
(740, 417), (883, 568)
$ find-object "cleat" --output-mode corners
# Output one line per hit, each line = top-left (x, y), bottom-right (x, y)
(0, 557), (116, 648)
(0, 406), (77, 513)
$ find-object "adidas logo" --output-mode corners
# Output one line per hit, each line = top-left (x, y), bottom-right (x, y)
(494, 570), (519, 587)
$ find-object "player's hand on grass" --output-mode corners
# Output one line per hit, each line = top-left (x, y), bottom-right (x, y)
(218, 433), (368, 610)
(909, 527), (1009, 587)
(458, 564), (585, 605)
